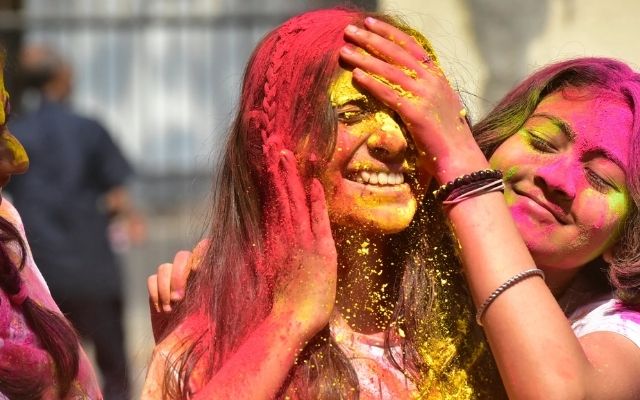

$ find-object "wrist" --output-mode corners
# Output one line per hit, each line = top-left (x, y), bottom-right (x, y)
(270, 299), (328, 344)
(434, 151), (491, 184)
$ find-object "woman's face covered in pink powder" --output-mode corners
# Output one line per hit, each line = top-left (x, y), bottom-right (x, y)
(490, 87), (633, 270)
(319, 69), (428, 234)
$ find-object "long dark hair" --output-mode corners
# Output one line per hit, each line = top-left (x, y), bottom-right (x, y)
(0, 215), (80, 398)
(473, 57), (640, 305)
(161, 8), (501, 399)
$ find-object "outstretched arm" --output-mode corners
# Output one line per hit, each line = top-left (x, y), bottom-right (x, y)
(340, 19), (640, 399)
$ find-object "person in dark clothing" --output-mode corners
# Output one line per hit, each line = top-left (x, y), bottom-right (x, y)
(7, 44), (140, 400)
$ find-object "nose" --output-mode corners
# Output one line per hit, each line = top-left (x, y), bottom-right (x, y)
(366, 111), (406, 162)
(0, 129), (29, 176)
(534, 156), (576, 202)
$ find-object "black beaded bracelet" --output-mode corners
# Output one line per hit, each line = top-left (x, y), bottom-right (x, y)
(433, 169), (503, 202)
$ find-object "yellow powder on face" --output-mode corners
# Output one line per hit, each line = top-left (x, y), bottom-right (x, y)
(374, 111), (399, 133)
(0, 72), (7, 125)
(0, 71), (28, 168)
(1, 132), (29, 166)
(330, 69), (367, 107)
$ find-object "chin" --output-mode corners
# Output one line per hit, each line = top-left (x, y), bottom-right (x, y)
(330, 200), (417, 235)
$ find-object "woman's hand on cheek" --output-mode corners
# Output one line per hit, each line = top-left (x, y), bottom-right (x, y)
(341, 19), (489, 182)
(265, 149), (338, 338)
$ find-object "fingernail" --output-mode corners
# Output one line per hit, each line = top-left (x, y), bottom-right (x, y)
(365, 17), (376, 25)
(353, 68), (365, 79)
(162, 304), (172, 312)
(340, 45), (354, 55)
(171, 290), (184, 302)
(345, 24), (358, 34)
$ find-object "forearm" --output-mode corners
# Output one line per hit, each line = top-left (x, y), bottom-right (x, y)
(446, 191), (593, 398)
(193, 310), (313, 399)
(143, 310), (315, 400)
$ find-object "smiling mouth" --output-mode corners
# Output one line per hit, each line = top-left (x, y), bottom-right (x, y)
(513, 189), (570, 225)
(347, 170), (405, 186)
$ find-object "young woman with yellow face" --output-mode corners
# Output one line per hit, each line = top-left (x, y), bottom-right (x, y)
(150, 13), (640, 400)
(143, 8), (497, 400)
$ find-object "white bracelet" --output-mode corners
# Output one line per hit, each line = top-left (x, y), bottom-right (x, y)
(475, 268), (545, 326)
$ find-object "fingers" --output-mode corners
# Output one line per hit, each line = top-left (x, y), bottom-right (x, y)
(343, 23), (423, 75)
(309, 179), (333, 246)
(340, 44), (416, 90)
(350, 68), (406, 113)
(363, 17), (432, 62)
(280, 150), (312, 242)
(156, 262), (173, 312)
(147, 274), (160, 313)
(170, 250), (192, 302)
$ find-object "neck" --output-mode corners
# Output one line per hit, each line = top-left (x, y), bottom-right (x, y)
(538, 265), (581, 298)
(333, 226), (401, 334)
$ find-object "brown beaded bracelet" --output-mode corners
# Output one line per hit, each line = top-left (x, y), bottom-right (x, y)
(433, 169), (503, 202)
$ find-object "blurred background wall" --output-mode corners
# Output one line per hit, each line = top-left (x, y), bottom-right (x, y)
(0, 0), (637, 395)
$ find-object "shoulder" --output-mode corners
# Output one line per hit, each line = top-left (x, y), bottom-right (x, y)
(570, 294), (640, 348)
(142, 315), (210, 399)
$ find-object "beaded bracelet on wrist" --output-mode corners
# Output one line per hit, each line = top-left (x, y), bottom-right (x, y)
(433, 169), (503, 202)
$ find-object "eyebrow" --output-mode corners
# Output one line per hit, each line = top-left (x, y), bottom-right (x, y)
(530, 112), (576, 141)
(332, 93), (368, 108)
(530, 112), (626, 171)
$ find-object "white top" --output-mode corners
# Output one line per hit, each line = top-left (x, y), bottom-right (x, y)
(330, 316), (417, 399)
(569, 294), (640, 348)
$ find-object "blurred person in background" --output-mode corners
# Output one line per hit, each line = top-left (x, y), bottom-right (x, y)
(6, 44), (145, 400)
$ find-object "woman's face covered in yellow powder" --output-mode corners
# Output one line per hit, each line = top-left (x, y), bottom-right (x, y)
(320, 69), (428, 234)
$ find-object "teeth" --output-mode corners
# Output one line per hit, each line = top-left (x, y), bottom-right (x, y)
(353, 171), (405, 186)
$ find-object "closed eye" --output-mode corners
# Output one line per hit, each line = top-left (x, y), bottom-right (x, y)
(585, 167), (617, 193)
(337, 100), (372, 125)
(526, 130), (556, 153)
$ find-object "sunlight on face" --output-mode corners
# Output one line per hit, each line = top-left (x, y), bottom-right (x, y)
(319, 69), (427, 234)
(490, 88), (632, 270)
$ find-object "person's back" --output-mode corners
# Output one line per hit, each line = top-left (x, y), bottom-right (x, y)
(8, 100), (127, 298)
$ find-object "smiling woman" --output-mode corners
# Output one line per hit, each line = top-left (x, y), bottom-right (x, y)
(491, 88), (633, 274)
(321, 68), (426, 233)
(330, 16), (640, 397)
(142, 7), (501, 400)
(148, 13), (640, 399)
